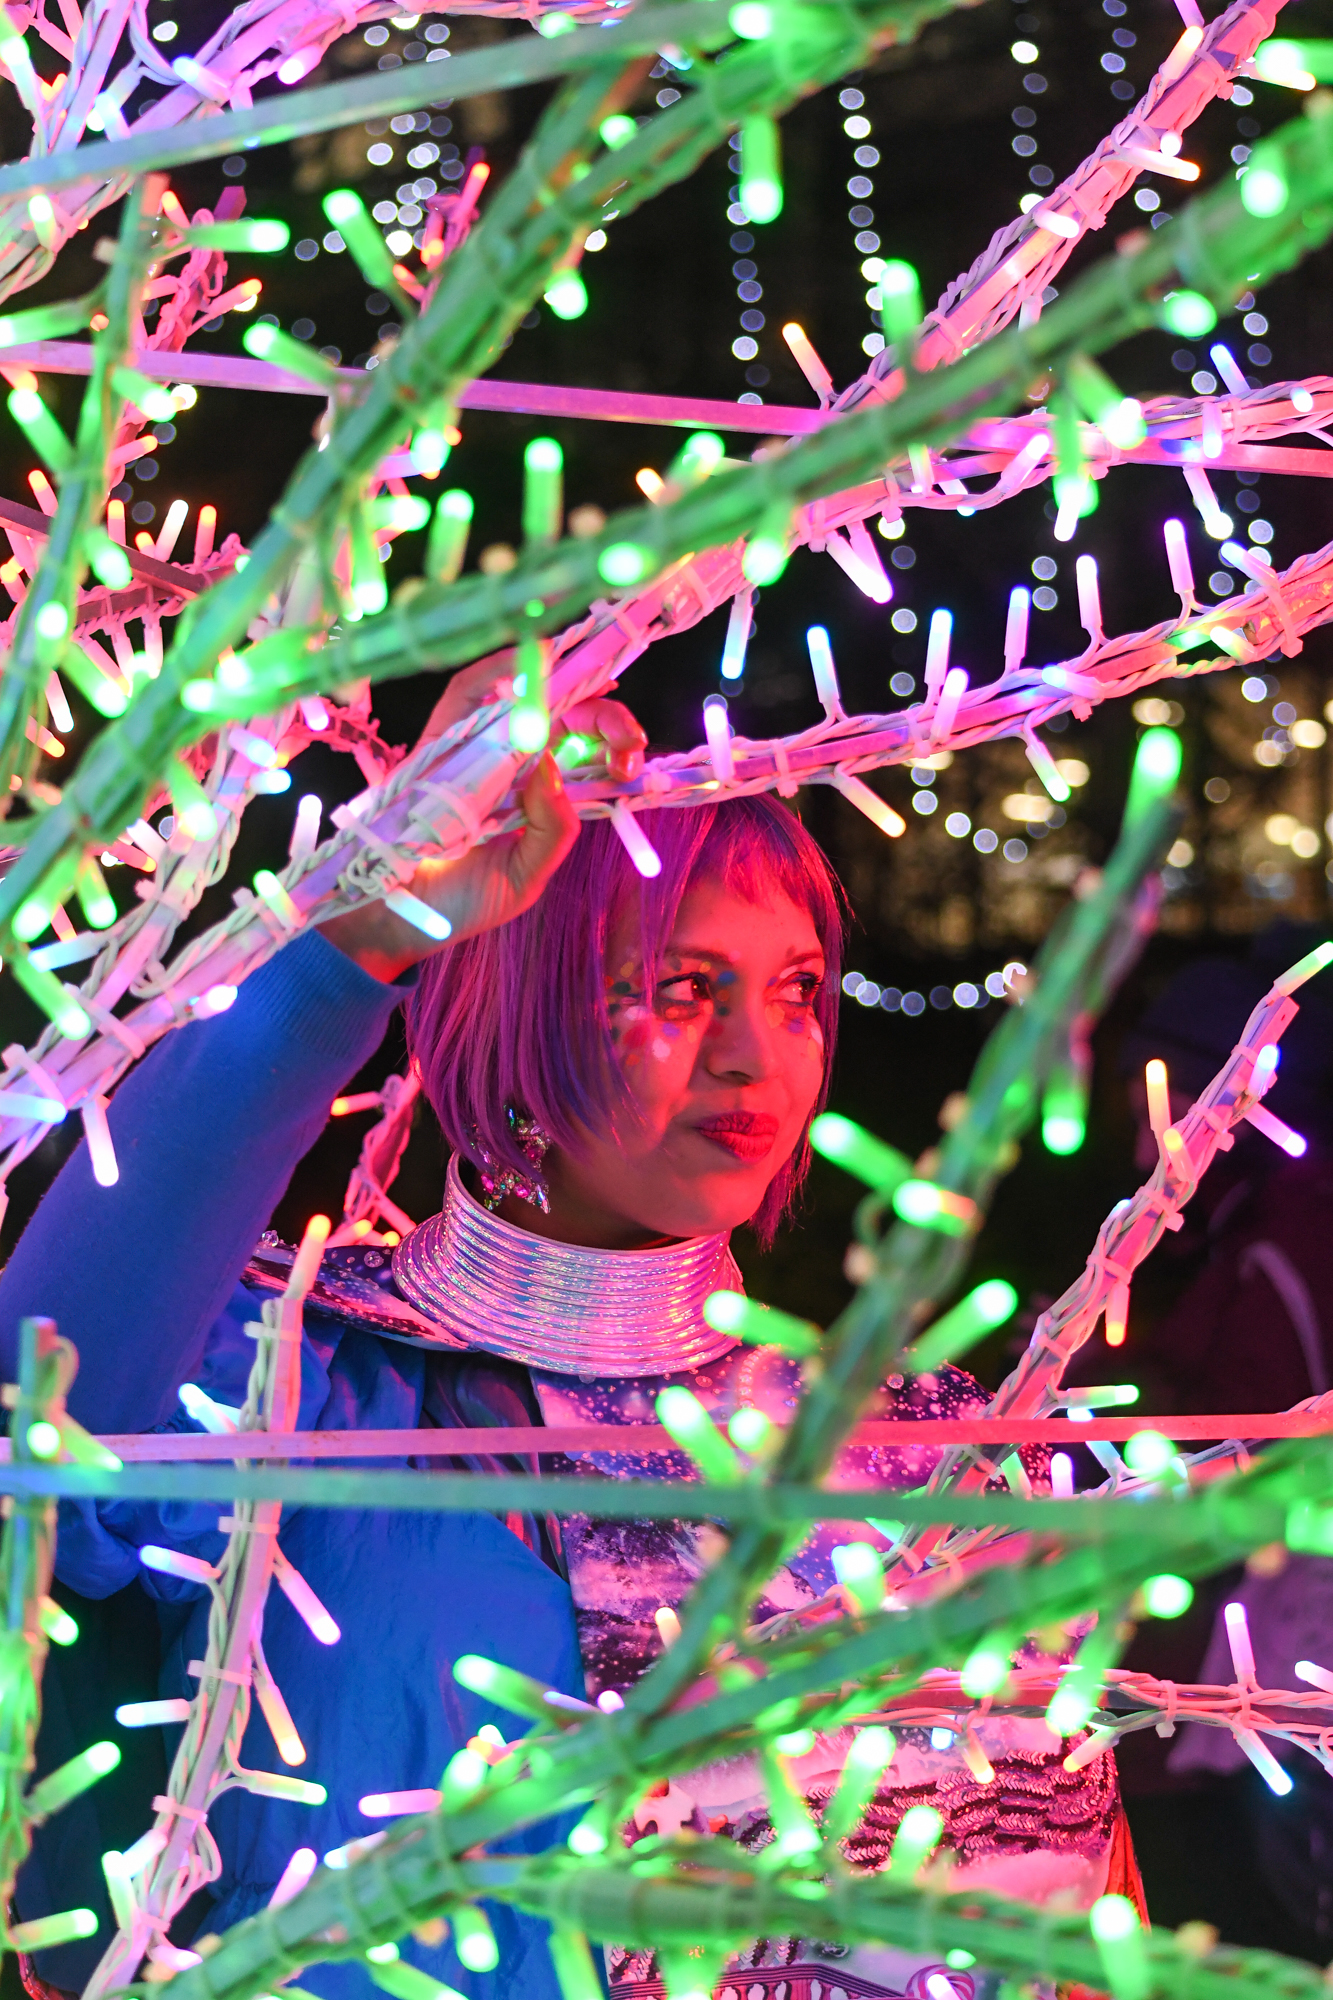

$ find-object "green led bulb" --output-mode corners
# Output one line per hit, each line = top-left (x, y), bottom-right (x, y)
(1159, 290), (1217, 339)
(887, 1803), (944, 1881)
(809, 1111), (911, 1191)
(739, 116), (783, 224)
(426, 488), (474, 584)
(598, 541), (652, 587)
(544, 269), (588, 320)
(908, 1279), (1019, 1372)
(1125, 726), (1182, 824)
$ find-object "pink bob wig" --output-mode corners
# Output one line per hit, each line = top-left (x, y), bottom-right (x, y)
(407, 794), (847, 1243)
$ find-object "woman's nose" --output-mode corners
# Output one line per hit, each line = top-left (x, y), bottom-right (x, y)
(704, 991), (775, 1081)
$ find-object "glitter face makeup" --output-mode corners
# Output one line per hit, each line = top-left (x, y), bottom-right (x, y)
(539, 877), (828, 1246)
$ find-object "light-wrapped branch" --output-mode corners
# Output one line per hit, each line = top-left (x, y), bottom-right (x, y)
(0, 1316), (118, 1959)
(86, 1216), (336, 1997)
(0, 0), (1290, 940)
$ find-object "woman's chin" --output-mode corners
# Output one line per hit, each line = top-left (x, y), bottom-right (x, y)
(630, 1171), (769, 1241)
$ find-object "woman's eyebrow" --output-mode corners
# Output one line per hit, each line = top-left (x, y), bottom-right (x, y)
(661, 941), (733, 965)
(662, 942), (826, 967)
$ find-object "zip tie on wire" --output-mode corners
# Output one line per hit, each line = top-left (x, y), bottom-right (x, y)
(151, 1795), (209, 1822)
(79, 989), (148, 1061)
(187, 1659), (252, 1688)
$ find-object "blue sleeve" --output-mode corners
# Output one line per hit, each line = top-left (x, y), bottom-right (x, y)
(0, 928), (411, 1435)
(52, 1296), (429, 1600)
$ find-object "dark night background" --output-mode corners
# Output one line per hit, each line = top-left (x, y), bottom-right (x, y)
(4, 0), (1333, 1966)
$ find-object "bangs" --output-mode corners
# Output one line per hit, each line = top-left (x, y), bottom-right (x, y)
(407, 794), (847, 1244)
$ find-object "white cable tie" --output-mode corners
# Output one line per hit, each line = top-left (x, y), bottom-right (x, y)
(771, 742), (799, 799)
(409, 775), (485, 850)
(186, 1658), (252, 1688)
(151, 1794), (210, 1822)
(329, 803), (413, 887)
(79, 990), (148, 1062)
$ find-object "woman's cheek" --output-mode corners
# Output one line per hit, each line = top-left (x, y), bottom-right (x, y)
(618, 1016), (700, 1094)
(610, 1006), (653, 1072)
(792, 1020), (824, 1113)
(781, 1015), (824, 1124)
(765, 1002), (825, 1060)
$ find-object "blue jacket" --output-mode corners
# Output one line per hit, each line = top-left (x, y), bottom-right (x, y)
(0, 930), (585, 1999)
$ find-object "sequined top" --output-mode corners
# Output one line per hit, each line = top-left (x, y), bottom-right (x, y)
(243, 1219), (1122, 1935)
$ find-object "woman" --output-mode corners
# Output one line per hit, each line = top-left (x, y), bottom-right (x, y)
(2, 680), (1129, 2000)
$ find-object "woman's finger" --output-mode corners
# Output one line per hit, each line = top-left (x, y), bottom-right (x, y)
(504, 754), (580, 912)
(561, 694), (647, 780)
(419, 649), (516, 743)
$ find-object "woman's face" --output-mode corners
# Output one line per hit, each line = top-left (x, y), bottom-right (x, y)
(539, 875), (828, 1247)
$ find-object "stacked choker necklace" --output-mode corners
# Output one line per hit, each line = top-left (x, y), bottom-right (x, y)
(392, 1154), (742, 1379)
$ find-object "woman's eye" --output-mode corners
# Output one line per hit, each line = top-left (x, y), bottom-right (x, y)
(656, 973), (712, 1012)
(776, 973), (821, 1007)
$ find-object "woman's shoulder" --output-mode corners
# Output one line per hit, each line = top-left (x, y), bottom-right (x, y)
(241, 1231), (471, 1353)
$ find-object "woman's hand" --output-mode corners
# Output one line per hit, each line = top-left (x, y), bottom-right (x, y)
(418, 651), (647, 781)
(319, 656), (646, 983)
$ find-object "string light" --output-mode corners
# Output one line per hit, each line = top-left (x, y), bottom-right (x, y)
(6, 908), (1333, 1983)
(725, 198), (769, 402)
(839, 82), (885, 361)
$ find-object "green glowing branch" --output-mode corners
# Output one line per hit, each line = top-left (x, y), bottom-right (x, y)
(142, 1431), (1333, 2000)
(873, 775), (1177, 1577)
(0, 177), (153, 804)
(497, 1847), (1329, 2000)
(0, 0), (984, 935)
(138, 1828), (1333, 2000)
(0, 1317), (108, 1938)
(0, 1458), (1261, 1529)
(628, 769), (1176, 1715)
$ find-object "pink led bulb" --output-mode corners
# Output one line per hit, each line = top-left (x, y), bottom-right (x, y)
(702, 695), (734, 785)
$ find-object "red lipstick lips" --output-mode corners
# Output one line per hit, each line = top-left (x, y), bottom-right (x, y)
(694, 1111), (780, 1162)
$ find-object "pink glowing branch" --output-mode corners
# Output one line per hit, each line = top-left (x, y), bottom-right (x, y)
(8, 342), (1332, 485)
(4, 1406), (1331, 1465)
(880, 947), (1333, 1595)
(840, 0), (1282, 412)
(5, 518), (1333, 1197)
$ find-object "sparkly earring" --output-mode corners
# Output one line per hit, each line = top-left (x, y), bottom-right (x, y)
(473, 1107), (552, 1214)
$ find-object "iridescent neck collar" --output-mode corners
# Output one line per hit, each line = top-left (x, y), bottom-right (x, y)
(391, 1155), (742, 1379)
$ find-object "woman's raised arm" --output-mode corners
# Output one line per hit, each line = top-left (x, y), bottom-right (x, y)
(0, 683), (643, 1433)
(0, 927), (410, 1434)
